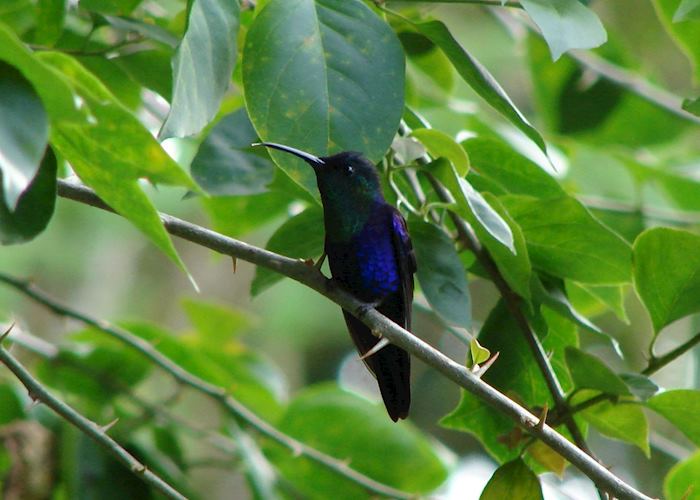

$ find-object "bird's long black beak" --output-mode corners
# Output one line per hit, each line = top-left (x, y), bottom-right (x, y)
(252, 142), (325, 168)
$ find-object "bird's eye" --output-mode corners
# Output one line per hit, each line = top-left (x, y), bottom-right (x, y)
(346, 165), (354, 175)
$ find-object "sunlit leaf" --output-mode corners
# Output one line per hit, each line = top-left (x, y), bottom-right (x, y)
(664, 450), (700, 500)
(647, 390), (700, 447)
(411, 128), (469, 176)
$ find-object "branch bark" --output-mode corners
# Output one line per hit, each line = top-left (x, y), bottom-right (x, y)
(49, 179), (653, 500)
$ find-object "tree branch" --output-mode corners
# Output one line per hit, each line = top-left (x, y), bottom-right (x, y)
(48, 179), (653, 499)
(0, 271), (412, 500)
(0, 343), (187, 500)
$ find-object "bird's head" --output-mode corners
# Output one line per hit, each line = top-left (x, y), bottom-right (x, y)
(254, 142), (383, 202)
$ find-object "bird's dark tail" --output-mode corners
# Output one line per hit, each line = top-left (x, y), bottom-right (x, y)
(342, 311), (411, 421)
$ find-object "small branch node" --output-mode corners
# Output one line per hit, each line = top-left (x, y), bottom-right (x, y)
(536, 404), (549, 431)
(0, 321), (16, 343)
(100, 417), (120, 434)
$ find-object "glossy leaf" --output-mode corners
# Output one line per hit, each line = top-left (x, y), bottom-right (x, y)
(191, 108), (274, 195)
(243, 0), (405, 197)
(411, 128), (469, 176)
(574, 390), (649, 456)
(647, 390), (700, 447)
(0, 147), (56, 244)
(565, 346), (630, 396)
(633, 228), (700, 334)
(38, 52), (196, 281)
(480, 458), (543, 500)
(501, 195), (632, 284)
(409, 218), (471, 328)
(269, 384), (448, 497)
(664, 450), (700, 500)
(520, 0), (606, 61)
(0, 61), (49, 209)
(160, 0), (240, 138)
(251, 207), (325, 296)
(414, 19), (549, 159)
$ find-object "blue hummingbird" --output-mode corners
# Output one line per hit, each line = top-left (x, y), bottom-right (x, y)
(256, 143), (416, 421)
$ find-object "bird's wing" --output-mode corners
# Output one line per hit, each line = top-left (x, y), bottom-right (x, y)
(389, 206), (416, 330)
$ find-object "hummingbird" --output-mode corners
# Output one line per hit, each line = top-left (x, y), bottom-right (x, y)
(255, 142), (416, 421)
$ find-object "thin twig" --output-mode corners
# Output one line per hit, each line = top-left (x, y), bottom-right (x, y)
(49, 179), (653, 500)
(643, 331), (700, 376)
(0, 344), (186, 500)
(0, 273), (411, 500)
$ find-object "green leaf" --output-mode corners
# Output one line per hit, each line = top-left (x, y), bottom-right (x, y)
(191, 108), (275, 195)
(79, 0), (142, 15)
(113, 49), (174, 100)
(480, 458), (543, 500)
(501, 195), (632, 284)
(565, 282), (628, 323)
(674, 0), (700, 21)
(0, 147), (56, 244)
(251, 206), (325, 296)
(683, 96), (700, 116)
(269, 384), (448, 497)
(431, 158), (514, 253)
(0, 22), (82, 123)
(664, 450), (700, 500)
(520, 0), (606, 61)
(564, 346), (630, 396)
(633, 227), (700, 334)
(398, 30), (454, 94)
(409, 218), (471, 328)
(34, 0), (66, 46)
(160, 0), (240, 138)
(469, 337), (491, 367)
(619, 373), (659, 401)
(243, 0), (405, 197)
(647, 390), (700, 447)
(655, 0), (700, 83)
(413, 19), (549, 159)
(574, 390), (649, 456)
(0, 61), (49, 209)
(411, 128), (469, 176)
(464, 137), (563, 198)
(38, 52), (197, 282)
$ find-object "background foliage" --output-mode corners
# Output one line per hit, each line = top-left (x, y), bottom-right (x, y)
(1, 0), (700, 498)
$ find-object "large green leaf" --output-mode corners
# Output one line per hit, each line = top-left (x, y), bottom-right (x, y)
(412, 20), (549, 159)
(269, 384), (448, 498)
(243, 0), (405, 197)
(0, 22), (82, 123)
(0, 61), (49, 209)
(647, 390), (700, 447)
(574, 390), (649, 456)
(520, 0), (606, 61)
(409, 218), (471, 328)
(251, 207), (325, 296)
(38, 52), (197, 281)
(501, 195), (632, 284)
(160, 0), (239, 138)
(480, 459), (543, 500)
(664, 450), (700, 500)
(0, 147), (56, 244)
(633, 228), (700, 334)
(191, 108), (274, 195)
(564, 346), (630, 396)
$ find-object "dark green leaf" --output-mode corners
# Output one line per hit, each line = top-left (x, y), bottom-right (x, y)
(202, 191), (292, 238)
(0, 61), (49, 209)
(0, 383), (25, 424)
(0, 147), (56, 244)
(251, 207), (325, 296)
(76, 56), (142, 110)
(34, 0), (65, 46)
(520, 0), (606, 61)
(191, 108), (274, 195)
(664, 450), (700, 500)
(409, 218), (471, 328)
(153, 425), (186, 471)
(413, 19), (549, 159)
(574, 390), (649, 456)
(633, 227), (700, 334)
(243, 0), (405, 197)
(39, 52), (196, 282)
(113, 50), (173, 100)
(647, 390), (700, 447)
(501, 195), (632, 284)
(464, 137), (563, 198)
(480, 458), (543, 500)
(564, 346), (630, 396)
(270, 384), (448, 497)
(160, 0), (240, 138)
